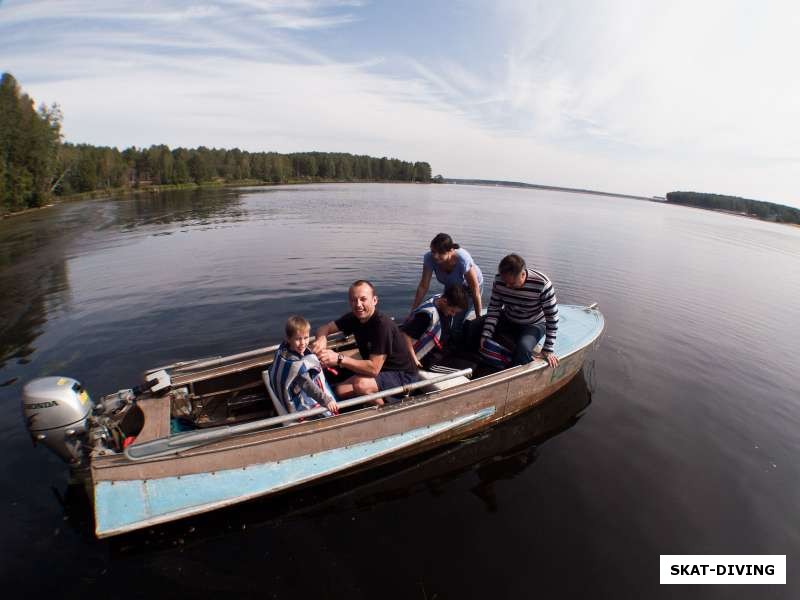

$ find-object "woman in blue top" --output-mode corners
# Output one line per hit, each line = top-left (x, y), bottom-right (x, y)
(410, 233), (483, 334)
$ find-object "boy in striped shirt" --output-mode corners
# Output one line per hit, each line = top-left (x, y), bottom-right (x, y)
(480, 253), (560, 368)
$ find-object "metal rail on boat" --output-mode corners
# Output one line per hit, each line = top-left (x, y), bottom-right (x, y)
(125, 368), (473, 461)
(147, 332), (349, 374)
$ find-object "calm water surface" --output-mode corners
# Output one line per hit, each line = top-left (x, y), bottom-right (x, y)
(1, 183), (798, 598)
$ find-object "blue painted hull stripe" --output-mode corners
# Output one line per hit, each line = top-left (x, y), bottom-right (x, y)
(95, 406), (496, 536)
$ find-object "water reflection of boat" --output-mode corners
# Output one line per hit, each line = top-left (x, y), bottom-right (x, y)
(22, 305), (604, 538)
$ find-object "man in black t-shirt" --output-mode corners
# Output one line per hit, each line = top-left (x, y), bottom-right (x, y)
(313, 280), (420, 404)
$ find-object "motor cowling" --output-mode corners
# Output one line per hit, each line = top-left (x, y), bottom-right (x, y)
(22, 376), (94, 463)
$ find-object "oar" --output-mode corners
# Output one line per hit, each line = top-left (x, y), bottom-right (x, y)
(124, 368), (473, 461)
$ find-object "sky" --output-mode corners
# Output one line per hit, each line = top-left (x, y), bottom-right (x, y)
(1, 0), (799, 206)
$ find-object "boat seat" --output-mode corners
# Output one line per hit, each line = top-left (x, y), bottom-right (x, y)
(226, 392), (266, 408)
(417, 369), (470, 392)
(132, 397), (171, 443)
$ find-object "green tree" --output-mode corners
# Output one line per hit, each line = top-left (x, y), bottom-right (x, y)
(337, 156), (353, 180)
(0, 73), (62, 211)
(0, 157), (5, 204)
(0, 74), (23, 169)
(188, 152), (209, 182)
(250, 152), (268, 181)
(237, 152), (251, 180)
(414, 162), (432, 182)
(172, 148), (191, 184)
(75, 148), (98, 192)
(150, 145), (174, 184)
(6, 164), (33, 210)
(270, 153), (291, 183)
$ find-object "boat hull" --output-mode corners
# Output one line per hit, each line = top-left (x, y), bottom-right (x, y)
(91, 305), (604, 537)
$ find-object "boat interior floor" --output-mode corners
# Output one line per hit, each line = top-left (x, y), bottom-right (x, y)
(181, 342), (502, 430)
(423, 348), (500, 380)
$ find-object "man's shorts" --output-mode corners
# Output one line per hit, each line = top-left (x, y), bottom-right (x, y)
(375, 370), (421, 404)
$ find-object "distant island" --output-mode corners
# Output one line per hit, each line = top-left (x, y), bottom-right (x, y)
(665, 191), (800, 225)
(0, 72), (431, 217)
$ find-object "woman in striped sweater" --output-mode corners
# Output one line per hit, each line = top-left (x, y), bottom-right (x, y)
(480, 253), (560, 368)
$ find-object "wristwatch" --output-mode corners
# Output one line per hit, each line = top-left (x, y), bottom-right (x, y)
(337, 353), (344, 367)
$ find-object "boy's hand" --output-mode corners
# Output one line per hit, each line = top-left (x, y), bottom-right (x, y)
(326, 398), (339, 415)
(317, 348), (338, 367)
(311, 337), (327, 354)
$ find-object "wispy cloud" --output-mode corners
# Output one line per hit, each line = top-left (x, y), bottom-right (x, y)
(2, 0), (799, 204)
(0, 0), (361, 27)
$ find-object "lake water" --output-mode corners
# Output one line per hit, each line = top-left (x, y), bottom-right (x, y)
(1, 183), (798, 598)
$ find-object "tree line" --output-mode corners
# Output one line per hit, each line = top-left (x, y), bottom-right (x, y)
(53, 145), (432, 195)
(666, 191), (800, 225)
(1, 72), (432, 216)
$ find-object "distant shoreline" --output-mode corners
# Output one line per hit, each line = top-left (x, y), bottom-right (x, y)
(442, 179), (800, 227)
(0, 179), (424, 220)
(6, 179), (798, 229)
(441, 178), (655, 202)
(660, 202), (800, 228)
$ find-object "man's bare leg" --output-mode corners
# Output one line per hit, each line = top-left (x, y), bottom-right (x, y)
(334, 376), (383, 405)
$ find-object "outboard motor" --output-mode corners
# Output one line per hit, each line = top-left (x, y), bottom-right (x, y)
(22, 369), (172, 466)
(22, 377), (93, 464)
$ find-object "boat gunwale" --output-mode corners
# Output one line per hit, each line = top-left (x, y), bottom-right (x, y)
(169, 338), (359, 387)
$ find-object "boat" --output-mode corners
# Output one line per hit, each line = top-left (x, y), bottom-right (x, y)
(90, 371), (594, 549)
(22, 304), (604, 538)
